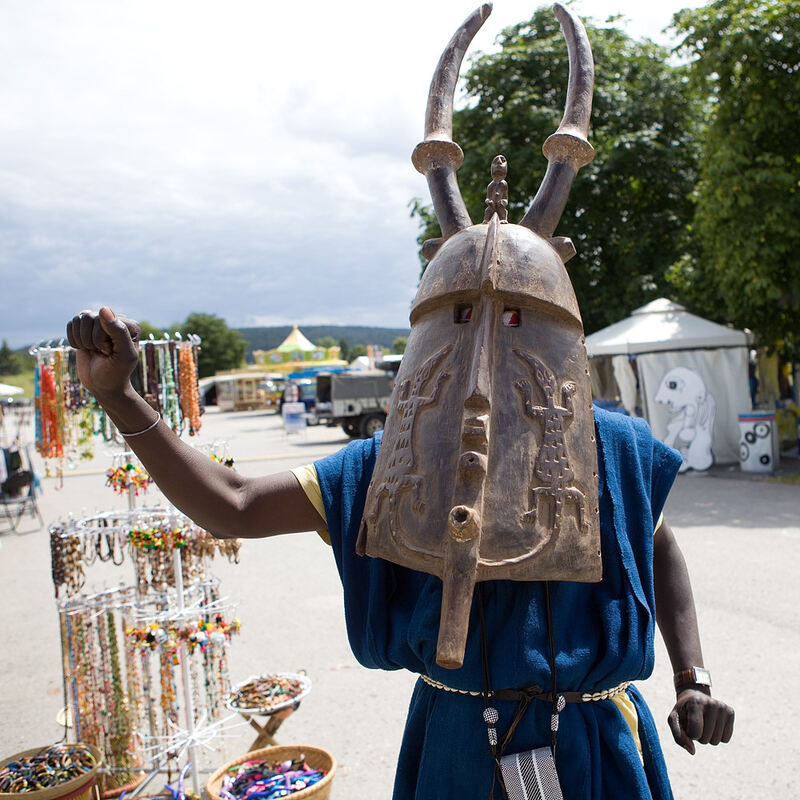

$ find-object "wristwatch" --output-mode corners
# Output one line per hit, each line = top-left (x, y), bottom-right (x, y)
(673, 666), (712, 691)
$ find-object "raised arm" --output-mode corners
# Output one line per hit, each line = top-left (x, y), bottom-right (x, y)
(66, 307), (325, 539)
(653, 519), (734, 754)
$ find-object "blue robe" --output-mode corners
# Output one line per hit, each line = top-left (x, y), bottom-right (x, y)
(314, 406), (681, 799)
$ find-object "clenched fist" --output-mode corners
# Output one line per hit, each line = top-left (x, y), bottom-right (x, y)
(668, 689), (734, 755)
(66, 308), (141, 400)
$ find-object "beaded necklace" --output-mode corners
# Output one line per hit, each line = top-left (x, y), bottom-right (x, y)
(65, 350), (84, 411)
(96, 609), (113, 751)
(160, 650), (179, 728)
(107, 609), (134, 772)
(121, 608), (146, 746)
(145, 344), (161, 413)
(63, 608), (81, 740)
(34, 365), (42, 446)
(178, 344), (202, 435)
(106, 462), (152, 496)
(162, 345), (181, 432)
(73, 610), (102, 750)
(54, 350), (66, 451)
(37, 360), (63, 459)
(51, 528), (86, 598)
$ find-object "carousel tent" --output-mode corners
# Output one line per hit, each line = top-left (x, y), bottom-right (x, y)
(586, 299), (752, 469)
(253, 326), (347, 374)
(276, 325), (316, 354)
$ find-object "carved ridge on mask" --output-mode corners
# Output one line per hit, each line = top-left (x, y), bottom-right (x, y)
(358, 344), (453, 559)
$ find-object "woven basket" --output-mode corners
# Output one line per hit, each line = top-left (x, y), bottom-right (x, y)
(0, 745), (102, 800)
(205, 745), (336, 800)
(98, 771), (147, 799)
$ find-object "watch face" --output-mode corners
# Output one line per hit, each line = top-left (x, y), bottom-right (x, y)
(693, 667), (712, 686)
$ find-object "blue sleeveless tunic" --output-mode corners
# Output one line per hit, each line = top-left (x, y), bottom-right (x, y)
(314, 406), (681, 799)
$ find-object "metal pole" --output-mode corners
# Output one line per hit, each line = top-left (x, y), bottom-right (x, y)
(126, 450), (136, 513)
(173, 545), (201, 795)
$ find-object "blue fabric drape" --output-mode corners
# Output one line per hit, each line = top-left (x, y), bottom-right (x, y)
(315, 406), (681, 799)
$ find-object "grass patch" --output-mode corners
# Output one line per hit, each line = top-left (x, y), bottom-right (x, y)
(0, 369), (35, 397)
(769, 473), (800, 485)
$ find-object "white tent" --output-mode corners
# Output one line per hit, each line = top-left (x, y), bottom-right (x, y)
(586, 299), (752, 470)
(348, 355), (372, 371)
(0, 383), (24, 397)
(585, 298), (750, 356)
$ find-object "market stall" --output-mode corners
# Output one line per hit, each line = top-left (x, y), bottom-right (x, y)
(586, 298), (752, 470)
(4, 338), (335, 800)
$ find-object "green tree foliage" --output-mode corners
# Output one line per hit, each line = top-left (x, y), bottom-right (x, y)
(412, 8), (700, 334)
(338, 338), (350, 362)
(667, 0), (800, 357)
(0, 340), (22, 375)
(392, 336), (407, 354)
(315, 336), (337, 349)
(179, 313), (247, 378)
(137, 320), (165, 342)
(348, 344), (367, 360)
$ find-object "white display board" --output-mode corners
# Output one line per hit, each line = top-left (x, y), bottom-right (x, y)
(282, 401), (307, 435)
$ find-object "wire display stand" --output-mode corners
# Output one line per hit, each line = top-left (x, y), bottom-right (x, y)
(45, 335), (245, 796)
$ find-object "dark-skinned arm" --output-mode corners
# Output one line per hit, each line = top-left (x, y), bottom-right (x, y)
(653, 519), (734, 754)
(66, 308), (325, 539)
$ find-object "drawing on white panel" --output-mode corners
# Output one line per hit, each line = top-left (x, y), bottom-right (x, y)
(655, 366), (715, 472)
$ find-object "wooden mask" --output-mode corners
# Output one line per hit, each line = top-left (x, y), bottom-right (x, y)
(357, 3), (601, 669)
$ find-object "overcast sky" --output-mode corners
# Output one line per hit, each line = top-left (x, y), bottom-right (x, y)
(0, 0), (703, 347)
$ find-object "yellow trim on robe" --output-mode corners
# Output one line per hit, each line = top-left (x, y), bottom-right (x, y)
(611, 691), (643, 761)
(292, 462), (645, 757)
(290, 464), (330, 545)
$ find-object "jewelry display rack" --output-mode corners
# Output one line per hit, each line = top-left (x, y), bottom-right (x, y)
(44, 337), (244, 796)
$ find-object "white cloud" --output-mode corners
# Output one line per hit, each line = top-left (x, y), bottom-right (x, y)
(0, 0), (704, 347)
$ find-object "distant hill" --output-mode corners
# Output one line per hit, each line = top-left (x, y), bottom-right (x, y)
(236, 325), (410, 361)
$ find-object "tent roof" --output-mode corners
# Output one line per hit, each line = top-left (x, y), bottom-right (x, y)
(276, 325), (316, 353)
(0, 382), (24, 396)
(348, 355), (372, 371)
(585, 298), (750, 357)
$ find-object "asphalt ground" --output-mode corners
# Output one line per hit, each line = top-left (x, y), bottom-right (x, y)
(1, 406), (798, 798)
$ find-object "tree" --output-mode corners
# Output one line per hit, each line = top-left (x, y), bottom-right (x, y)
(137, 320), (166, 342)
(348, 344), (367, 360)
(667, 0), (800, 357)
(179, 313), (247, 378)
(392, 336), (407, 354)
(0, 340), (21, 375)
(412, 9), (701, 334)
(316, 336), (337, 349)
(338, 338), (350, 362)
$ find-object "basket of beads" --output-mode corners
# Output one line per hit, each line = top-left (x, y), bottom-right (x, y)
(205, 746), (335, 800)
(0, 744), (101, 800)
(226, 673), (312, 716)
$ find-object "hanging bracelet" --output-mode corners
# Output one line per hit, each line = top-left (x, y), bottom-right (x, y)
(120, 413), (161, 437)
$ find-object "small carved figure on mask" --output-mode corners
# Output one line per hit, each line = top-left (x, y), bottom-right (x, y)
(483, 154), (508, 222)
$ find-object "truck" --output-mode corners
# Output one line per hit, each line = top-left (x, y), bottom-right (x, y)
(314, 370), (394, 438)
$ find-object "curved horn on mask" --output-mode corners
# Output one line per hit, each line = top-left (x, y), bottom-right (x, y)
(412, 4), (492, 251)
(520, 3), (594, 239)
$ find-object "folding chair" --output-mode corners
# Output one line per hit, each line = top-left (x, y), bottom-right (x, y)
(0, 445), (44, 532)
